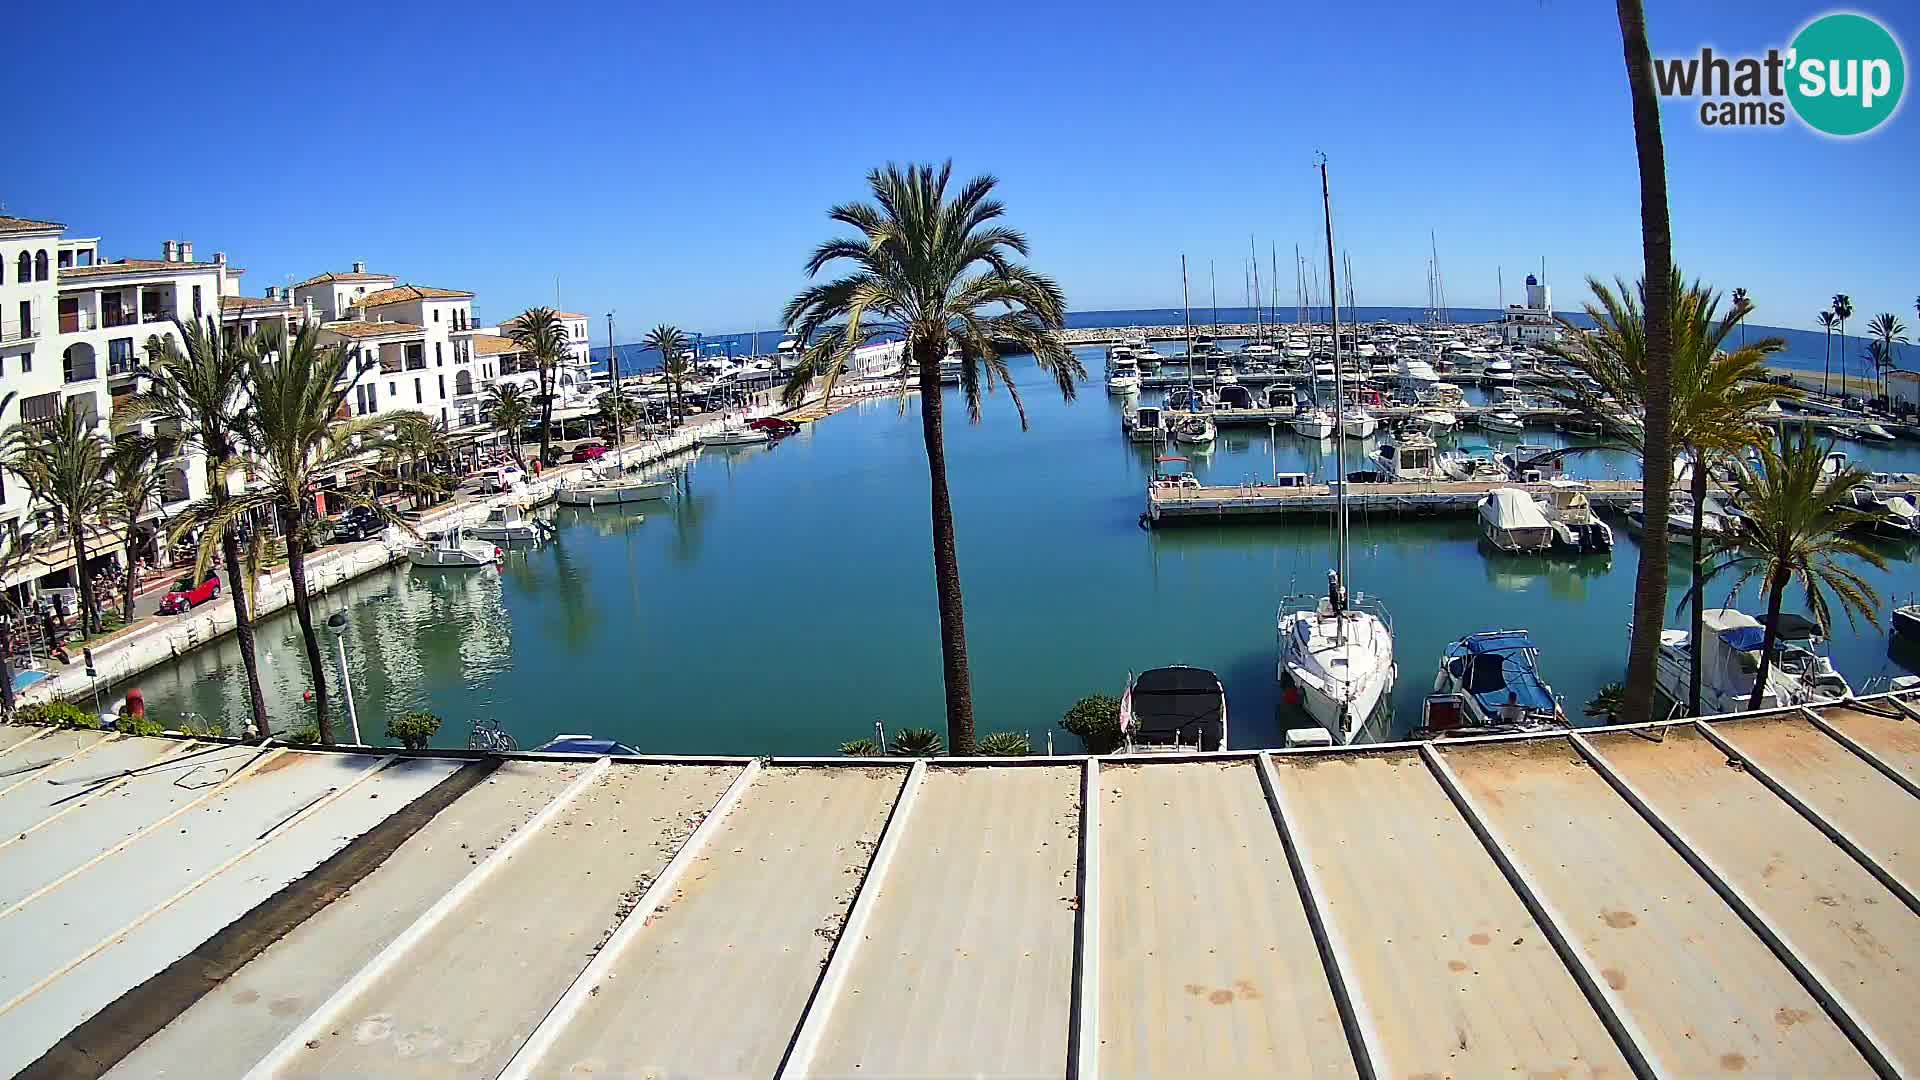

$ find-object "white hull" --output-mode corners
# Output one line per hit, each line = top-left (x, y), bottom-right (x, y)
(407, 542), (498, 569)
(1341, 413), (1378, 439)
(1279, 608), (1396, 743)
(558, 478), (674, 506)
(1291, 411), (1337, 439)
(469, 524), (541, 543)
(1106, 376), (1140, 395)
(698, 430), (770, 447)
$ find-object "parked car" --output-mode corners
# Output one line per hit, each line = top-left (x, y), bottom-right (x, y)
(569, 442), (609, 463)
(475, 465), (526, 493)
(331, 505), (386, 543)
(158, 574), (221, 615)
(747, 417), (800, 437)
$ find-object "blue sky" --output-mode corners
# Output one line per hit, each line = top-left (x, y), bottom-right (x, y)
(12, 1), (1915, 339)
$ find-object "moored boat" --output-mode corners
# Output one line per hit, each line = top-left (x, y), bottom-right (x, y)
(1422, 630), (1570, 738)
(1535, 480), (1613, 552)
(407, 527), (500, 569)
(1117, 666), (1227, 752)
(1655, 609), (1852, 714)
(557, 469), (674, 506)
(698, 426), (771, 447)
(470, 499), (551, 543)
(1478, 488), (1555, 552)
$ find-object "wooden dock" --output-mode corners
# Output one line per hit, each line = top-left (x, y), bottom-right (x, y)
(1146, 478), (1641, 526)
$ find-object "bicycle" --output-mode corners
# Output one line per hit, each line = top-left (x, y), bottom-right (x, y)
(467, 719), (519, 754)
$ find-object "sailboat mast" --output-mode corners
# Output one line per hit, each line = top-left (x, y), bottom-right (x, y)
(1209, 261), (1218, 337)
(1250, 235), (1263, 343)
(1182, 255), (1194, 404)
(1320, 157), (1350, 601)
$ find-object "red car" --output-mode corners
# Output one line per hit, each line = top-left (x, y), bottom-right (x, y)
(747, 417), (799, 437)
(159, 574), (221, 615)
(569, 443), (609, 463)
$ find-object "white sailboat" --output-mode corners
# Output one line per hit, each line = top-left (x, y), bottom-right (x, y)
(1278, 158), (1397, 744)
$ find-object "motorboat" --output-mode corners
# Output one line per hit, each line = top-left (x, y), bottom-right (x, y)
(1117, 666), (1227, 752)
(1535, 480), (1614, 553)
(1106, 355), (1141, 395)
(1339, 407), (1378, 439)
(406, 527), (500, 569)
(470, 499), (551, 543)
(557, 468), (675, 506)
(697, 426), (770, 447)
(1241, 342), (1278, 360)
(1438, 444), (1506, 482)
(1165, 387), (1215, 412)
(1370, 432), (1441, 482)
(1894, 602), (1920, 640)
(1656, 609), (1852, 714)
(1483, 359), (1516, 386)
(1478, 409), (1525, 434)
(1279, 573), (1397, 744)
(1422, 630), (1570, 738)
(1170, 412), (1216, 445)
(1843, 485), (1920, 537)
(1265, 385), (1299, 414)
(1291, 407), (1337, 439)
(938, 354), (964, 384)
(1625, 495), (1732, 544)
(1214, 364), (1239, 386)
(1126, 404), (1167, 442)
(1478, 488), (1555, 552)
(1150, 455), (1202, 490)
(1411, 409), (1458, 436)
(1852, 422), (1897, 443)
(534, 734), (643, 755)
(1216, 384), (1255, 410)
(1498, 444), (1567, 483)
(1556, 414), (1605, 437)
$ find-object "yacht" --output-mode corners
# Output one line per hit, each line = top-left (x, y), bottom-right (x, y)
(1291, 407), (1337, 439)
(1126, 404), (1167, 442)
(1852, 422), (1897, 443)
(558, 468), (675, 506)
(1656, 609), (1853, 714)
(1483, 358), (1517, 386)
(1312, 361), (1337, 387)
(1278, 166), (1396, 746)
(1171, 412), (1216, 445)
(470, 500), (551, 543)
(406, 527), (500, 569)
(1339, 407), (1378, 439)
(1106, 355), (1141, 395)
(698, 426), (771, 447)
(1117, 666), (1227, 752)
(1439, 444), (1506, 481)
(1423, 630), (1570, 738)
(1371, 432), (1441, 482)
(1535, 480), (1614, 553)
(1478, 488), (1555, 552)
(1626, 495), (1732, 544)
(1411, 408), (1458, 436)
(1241, 341), (1278, 360)
(937, 354), (964, 384)
(1216, 384), (1255, 410)
(1265, 385), (1300, 415)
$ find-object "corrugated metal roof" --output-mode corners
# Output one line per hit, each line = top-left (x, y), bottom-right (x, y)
(0, 694), (1911, 1079)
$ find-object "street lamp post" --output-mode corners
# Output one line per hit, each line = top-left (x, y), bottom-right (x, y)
(327, 611), (361, 745)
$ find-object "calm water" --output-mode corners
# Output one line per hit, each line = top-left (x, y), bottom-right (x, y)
(121, 346), (1920, 752)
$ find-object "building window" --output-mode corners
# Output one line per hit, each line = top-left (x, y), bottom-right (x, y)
(34, 250), (49, 281)
(17, 300), (28, 337)
(191, 285), (202, 316)
(14, 253), (27, 282)
(108, 338), (133, 369)
(435, 342), (443, 366)
(20, 350), (30, 373)
(456, 370), (473, 395)
(57, 250), (72, 269)
(437, 374), (446, 399)
(388, 382), (396, 397)
(432, 309), (440, 323)
(413, 378), (422, 404)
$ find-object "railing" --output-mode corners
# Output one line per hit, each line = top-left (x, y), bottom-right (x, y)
(0, 316), (40, 342)
(108, 359), (143, 378)
(64, 362), (100, 384)
(103, 310), (140, 328)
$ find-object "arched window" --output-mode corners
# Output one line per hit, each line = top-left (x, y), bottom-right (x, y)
(15, 252), (28, 283)
(455, 370), (473, 396)
(34, 250), (48, 281)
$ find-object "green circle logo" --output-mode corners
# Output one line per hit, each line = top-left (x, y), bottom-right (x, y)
(1788, 13), (1906, 136)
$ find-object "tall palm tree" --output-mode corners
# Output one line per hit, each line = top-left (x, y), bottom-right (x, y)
(484, 382), (533, 468)
(1544, 271), (1792, 715)
(642, 325), (689, 421)
(1700, 426), (1883, 710)
(106, 434), (176, 622)
(781, 162), (1085, 752)
(1867, 312), (1907, 401)
(507, 307), (569, 465)
(172, 323), (417, 743)
(1817, 310), (1838, 395)
(1, 407), (112, 638)
(126, 319), (269, 733)
(383, 415), (454, 510)
(1831, 294), (1854, 396)
(1731, 287), (1748, 346)
(1611, 0), (1679, 726)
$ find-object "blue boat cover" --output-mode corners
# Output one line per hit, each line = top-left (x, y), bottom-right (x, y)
(1718, 625), (1769, 652)
(1448, 631), (1556, 714)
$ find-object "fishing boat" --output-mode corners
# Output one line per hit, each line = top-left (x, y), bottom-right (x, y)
(1370, 432), (1441, 482)
(1422, 630), (1570, 737)
(1535, 480), (1614, 552)
(470, 499), (551, 543)
(1477, 488), (1555, 552)
(1125, 404), (1167, 443)
(697, 426), (770, 447)
(1655, 609), (1852, 714)
(1291, 406), (1337, 439)
(1170, 412), (1216, 445)
(406, 527), (500, 569)
(1478, 409), (1525, 434)
(1278, 158), (1396, 745)
(557, 468), (674, 506)
(1117, 666), (1227, 752)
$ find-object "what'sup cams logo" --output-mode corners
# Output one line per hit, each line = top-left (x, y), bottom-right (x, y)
(1655, 11), (1906, 136)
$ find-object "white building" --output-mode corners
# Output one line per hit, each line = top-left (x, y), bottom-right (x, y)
(0, 217), (64, 528)
(294, 273), (477, 430)
(1496, 273), (1560, 346)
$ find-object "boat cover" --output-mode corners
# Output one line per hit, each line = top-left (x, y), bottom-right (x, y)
(1481, 488), (1552, 530)
(1121, 666), (1225, 750)
(1446, 631), (1556, 714)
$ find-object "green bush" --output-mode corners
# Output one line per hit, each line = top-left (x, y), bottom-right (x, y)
(286, 725), (319, 746)
(1585, 683), (1626, 723)
(1060, 694), (1123, 754)
(176, 716), (229, 738)
(387, 710), (442, 751)
(117, 713), (166, 737)
(975, 731), (1031, 756)
(838, 738), (883, 757)
(888, 727), (944, 757)
(17, 700), (99, 730)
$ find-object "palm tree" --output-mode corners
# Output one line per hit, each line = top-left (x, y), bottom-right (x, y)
(484, 382), (533, 468)
(1817, 310), (1838, 395)
(172, 322), (417, 743)
(1867, 313), (1907, 401)
(105, 434), (176, 622)
(596, 388), (640, 435)
(125, 319), (269, 733)
(1544, 270), (1792, 715)
(383, 415), (454, 510)
(1610, 0), (1679, 726)
(1831, 294), (1854, 396)
(507, 307), (569, 465)
(781, 162), (1085, 752)
(1731, 287), (1748, 346)
(1, 407), (112, 638)
(642, 325), (689, 421)
(1700, 426), (1883, 710)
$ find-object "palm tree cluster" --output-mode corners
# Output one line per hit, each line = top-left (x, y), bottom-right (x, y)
(505, 307), (572, 466)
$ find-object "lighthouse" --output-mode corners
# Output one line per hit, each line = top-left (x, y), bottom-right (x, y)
(1499, 271), (1560, 346)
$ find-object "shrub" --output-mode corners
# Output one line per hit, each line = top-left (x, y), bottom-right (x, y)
(117, 713), (166, 737)
(975, 731), (1031, 756)
(176, 716), (229, 738)
(18, 700), (99, 730)
(1585, 683), (1626, 724)
(387, 710), (442, 751)
(887, 727), (944, 757)
(286, 725), (319, 746)
(1060, 694), (1123, 754)
(838, 738), (883, 757)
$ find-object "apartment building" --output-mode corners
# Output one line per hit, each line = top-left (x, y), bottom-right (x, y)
(295, 272), (479, 429)
(0, 217), (63, 525)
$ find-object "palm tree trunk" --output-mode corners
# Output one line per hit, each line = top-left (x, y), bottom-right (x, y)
(1687, 454), (1708, 715)
(916, 345), (974, 754)
(1748, 570), (1789, 711)
(280, 504), (332, 743)
(70, 520), (96, 638)
(221, 525), (270, 736)
(1616, 0), (1677, 727)
(1823, 327), (1832, 396)
(539, 365), (555, 465)
(120, 512), (139, 623)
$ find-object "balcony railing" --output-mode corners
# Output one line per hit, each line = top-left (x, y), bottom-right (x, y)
(0, 316), (40, 342)
(108, 359), (143, 379)
(64, 362), (100, 384)
(102, 310), (140, 328)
